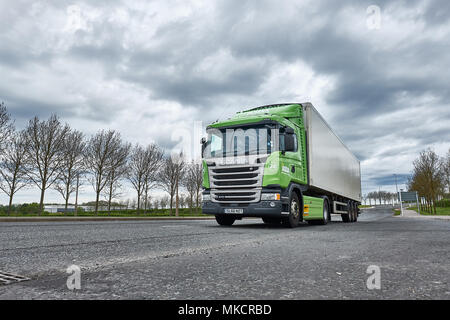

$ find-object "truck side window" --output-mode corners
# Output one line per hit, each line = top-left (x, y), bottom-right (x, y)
(280, 129), (298, 152)
(210, 134), (223, 157)
(292, 134), (298, 152)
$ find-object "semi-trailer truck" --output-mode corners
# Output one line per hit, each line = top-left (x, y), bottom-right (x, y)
(201, 103), (361, 228)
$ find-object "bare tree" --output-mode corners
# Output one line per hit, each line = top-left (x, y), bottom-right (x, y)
(183, 163), (197, 213)
(183, 161), (203, 213)
(158, 156), (177, 215)
(444, 148), (450, 193)
(142, 144), (164, 213)
(0, 102), (14, 153)
(53, 129), (85, 213)
(127, 145), (146, 212)
(84, 130), (124, 215)
(191, 162), (203, 212)
(174, 153), (185, 217)
(73, 172), (84, 216)
(103, 141), (130, 213)
(128, 143), (163, 213)
(0, 131), (28, 215)
(179, 193), (187, 209)
(24, 115), (70, 214)
(160, 195), (169, 210)
(158, 153), (185, 216)
(152, 199), (160, 210)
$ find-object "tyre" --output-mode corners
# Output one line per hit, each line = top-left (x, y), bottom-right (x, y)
(307, 199), (329, 225)
(282, 192), (301, 228)
(262, 217), (282, 225)
(215, 215), (236, 226)
(341, 201), (351, 223)
(349, 201), (355, 222)
(353, 203), (358, 222)
(319, 199), (329, 225)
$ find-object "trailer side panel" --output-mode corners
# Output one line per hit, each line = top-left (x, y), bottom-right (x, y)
(304, 104), (361, 202)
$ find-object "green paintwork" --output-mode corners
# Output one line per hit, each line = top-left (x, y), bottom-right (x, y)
(302, 196), (324, 220)
(208, 103), (308, 188)
(202, 160), (210, 189)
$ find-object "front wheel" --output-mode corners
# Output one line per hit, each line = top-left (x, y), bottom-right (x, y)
(282, 193), (301, 228)
(215, 215), (236, 226)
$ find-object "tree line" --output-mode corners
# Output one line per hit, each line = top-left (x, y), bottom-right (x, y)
(362, 191), (399, 206)
(0, 102), (203, 216)
(408, 148), (450, 214)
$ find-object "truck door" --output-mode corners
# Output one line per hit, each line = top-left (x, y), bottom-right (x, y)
(282, 126), (305, 184)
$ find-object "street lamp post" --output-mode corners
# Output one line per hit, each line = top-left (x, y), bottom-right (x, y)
(394, 174), (399, 205)
(399, 188), (404, 217)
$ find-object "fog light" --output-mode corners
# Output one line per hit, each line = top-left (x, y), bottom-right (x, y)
(270, 202), (276, 207)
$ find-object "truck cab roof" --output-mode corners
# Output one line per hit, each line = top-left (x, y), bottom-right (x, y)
(208, 103), (309, 129)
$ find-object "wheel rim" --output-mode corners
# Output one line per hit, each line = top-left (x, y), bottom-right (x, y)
(291, 199), (299, 219)
(323, 203), (328, 221)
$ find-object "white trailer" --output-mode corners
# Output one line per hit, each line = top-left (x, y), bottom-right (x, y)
(303, 103), (362, 203)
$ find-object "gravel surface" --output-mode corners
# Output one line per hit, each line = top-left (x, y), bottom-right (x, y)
(0, 207), (449, 299)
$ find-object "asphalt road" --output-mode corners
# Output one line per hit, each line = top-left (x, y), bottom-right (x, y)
(0, 207), (449, 299)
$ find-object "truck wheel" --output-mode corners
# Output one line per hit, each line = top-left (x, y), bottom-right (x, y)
(353, 203), (358, 222)
(349, 202), (357, 222)
(283, 192), (301, 228)
(215, 215), (236, 226)
(307, 199), (329, 225)
(262, 217), (282, 225)
(341, 201), (351, 223)
(319, 199), (329, 225)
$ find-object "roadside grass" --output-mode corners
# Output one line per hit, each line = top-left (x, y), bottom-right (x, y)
(392, 206), (450, 216)
(359, 205), (372, 208)
(0, 208), (206, 217)
(408, 206), (450, 216)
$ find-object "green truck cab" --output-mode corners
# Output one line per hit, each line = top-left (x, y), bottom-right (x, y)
(201, 103), (361, 228)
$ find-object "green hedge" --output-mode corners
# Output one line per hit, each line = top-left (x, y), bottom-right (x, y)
(0, 205), (203, 217)
(435, 198), (450, 207)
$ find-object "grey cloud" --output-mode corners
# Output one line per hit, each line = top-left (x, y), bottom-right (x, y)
(0, 0), (449, 200)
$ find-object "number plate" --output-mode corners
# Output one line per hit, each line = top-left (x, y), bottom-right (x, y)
(224, 208), (244, 214)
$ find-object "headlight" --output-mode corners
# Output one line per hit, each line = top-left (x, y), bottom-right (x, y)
(261, 193), (281, 201)
(202, 194), (211, 202)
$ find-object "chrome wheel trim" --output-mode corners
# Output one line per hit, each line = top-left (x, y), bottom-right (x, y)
(323, 202), (328, 221)
(290, 199), (299, 219)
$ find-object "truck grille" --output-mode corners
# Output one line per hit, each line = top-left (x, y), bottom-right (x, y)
(210, 165), (263, 204)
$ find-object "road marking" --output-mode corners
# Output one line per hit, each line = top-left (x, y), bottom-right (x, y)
(0, 271), (30, 285)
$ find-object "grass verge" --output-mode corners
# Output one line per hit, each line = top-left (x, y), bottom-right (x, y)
(0, 208), (206, 217)
(408, 206), (450, 216)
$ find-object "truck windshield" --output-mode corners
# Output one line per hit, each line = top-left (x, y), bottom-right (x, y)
(203, 125), (278, 159)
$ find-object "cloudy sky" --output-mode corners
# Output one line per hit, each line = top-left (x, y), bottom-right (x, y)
(1, 0), (449, 204)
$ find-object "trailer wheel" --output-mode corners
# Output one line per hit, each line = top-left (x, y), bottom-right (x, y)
(282, 192), (301, 228)
(353, 203), (358, 222)
(341, 201), (351, 223)
(215, 215), (236, 226)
